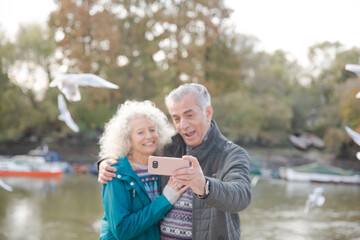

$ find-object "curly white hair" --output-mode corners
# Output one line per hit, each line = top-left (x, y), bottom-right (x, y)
(99, 100), (176, 159)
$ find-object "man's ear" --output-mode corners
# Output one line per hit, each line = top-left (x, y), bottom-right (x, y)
(206, 105), (213, 122)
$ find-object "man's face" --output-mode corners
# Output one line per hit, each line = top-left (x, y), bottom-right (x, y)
(168, 93), (213, 147)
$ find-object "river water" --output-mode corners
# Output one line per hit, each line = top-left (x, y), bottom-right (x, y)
(0, 174), (359, 240)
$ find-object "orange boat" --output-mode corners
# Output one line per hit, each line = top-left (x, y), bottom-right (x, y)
(0, 155), (65, 177)
(0, 170), (62, 177)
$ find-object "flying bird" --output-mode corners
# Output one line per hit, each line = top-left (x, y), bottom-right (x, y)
(345, 64), (360, 98)
(344, 125), (360, 146)
(344, 125), (360, 160)
(251, 175), (259, 187)
(0, 179), (13, 192)
(57, 94), (79, 132)
(49, 74), (119, 102)
(304, 187), (325, 214)
(345, 64), (360, 76)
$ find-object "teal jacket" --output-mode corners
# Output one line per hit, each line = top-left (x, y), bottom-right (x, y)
(100, 156), (172, 240)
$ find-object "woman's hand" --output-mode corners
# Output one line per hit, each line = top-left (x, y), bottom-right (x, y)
(166, 177), (189, 194)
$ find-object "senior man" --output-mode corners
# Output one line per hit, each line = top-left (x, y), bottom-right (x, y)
(98, 83), (251, 239)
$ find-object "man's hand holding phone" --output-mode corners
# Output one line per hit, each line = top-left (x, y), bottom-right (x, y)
(172, 155), (207, 196)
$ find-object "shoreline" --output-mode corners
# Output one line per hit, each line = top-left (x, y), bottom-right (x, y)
(247, 147), (360, 172)
(1, 141), (360, 172)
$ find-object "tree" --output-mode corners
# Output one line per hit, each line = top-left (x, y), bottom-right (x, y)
(0, 28), (52, 142)
(49, 0), (234, 99)
(12, 23), (57, 101)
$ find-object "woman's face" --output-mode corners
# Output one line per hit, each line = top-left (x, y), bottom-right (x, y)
(129, 116), (158, 158)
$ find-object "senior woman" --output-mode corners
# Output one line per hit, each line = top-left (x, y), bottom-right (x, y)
(99, 100), (187, 240)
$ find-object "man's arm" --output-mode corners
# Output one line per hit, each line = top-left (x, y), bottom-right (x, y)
(173, 148), (251, 213)
(202, 148), (251, 212)
(98, 158), (118, 184)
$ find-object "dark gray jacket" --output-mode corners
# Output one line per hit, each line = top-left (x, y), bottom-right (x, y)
(162, 121), (252, 240)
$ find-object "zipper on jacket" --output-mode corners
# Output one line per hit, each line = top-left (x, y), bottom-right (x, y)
(186, 146), (191, 155)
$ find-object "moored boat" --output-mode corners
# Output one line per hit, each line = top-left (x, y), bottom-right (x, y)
(0, 155), (65, 177)
(288, 132), (325, 150)
(279, 162), (360, 184)
(0, 146), (67, 177)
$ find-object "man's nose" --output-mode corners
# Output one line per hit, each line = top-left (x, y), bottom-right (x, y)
(179, 118), (189, 130)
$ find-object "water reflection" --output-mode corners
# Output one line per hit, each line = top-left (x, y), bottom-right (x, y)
(0, 174), (359, 240)
(1, 176), (62, 194)
(0, 175), (103, 240)
(5, 198), (42, 240)
(241, 178), (360, 240)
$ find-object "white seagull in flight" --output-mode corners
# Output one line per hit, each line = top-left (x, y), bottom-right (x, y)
(345, 64), (360, 76)
(0, 179), (13, 192)
(344, 125), (360, 160)
(304, 187), (325, 214)
(57, 94), (79, 132)
(49, 74), (119, 102)
(345, 64), (360, 98)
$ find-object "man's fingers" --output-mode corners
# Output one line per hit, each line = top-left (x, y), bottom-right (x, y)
(100, 158), (118, 169)
(107, 158), (118, 165)
(182, 155), (199, 168)
(98, 174), (115, 184)
(173, 172), (193, 181)
(98, 180), (106, 184)
(173, 179), (191, 186)
(105, 171), (117, 178)
(105, 165), (117, 173)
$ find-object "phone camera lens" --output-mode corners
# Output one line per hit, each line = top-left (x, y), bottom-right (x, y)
(152, 161), (158, 168)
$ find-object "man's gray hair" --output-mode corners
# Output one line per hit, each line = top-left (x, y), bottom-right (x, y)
(165, 83), (211, 113)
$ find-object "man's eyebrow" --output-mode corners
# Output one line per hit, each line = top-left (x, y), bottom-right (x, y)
(171, 109), (194, 118)
(183, 109), (193, 115)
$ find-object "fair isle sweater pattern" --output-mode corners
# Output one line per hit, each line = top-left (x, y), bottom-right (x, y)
(130, 162), (160, 202)
(160, 188), (193, 240)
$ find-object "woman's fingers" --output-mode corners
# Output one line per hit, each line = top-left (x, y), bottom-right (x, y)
(167, 177), (189, 194)
(177, 185), (189, 194)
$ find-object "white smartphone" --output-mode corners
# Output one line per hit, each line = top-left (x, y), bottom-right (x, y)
(148, 156), (190, 176)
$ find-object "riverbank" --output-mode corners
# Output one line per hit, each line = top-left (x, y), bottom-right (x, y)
(247, 147), (360, 172)
(1, 140), (359, 172)
(0, 139), (99, 164)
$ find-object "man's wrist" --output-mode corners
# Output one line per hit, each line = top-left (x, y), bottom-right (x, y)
(195, 178), (210, 199)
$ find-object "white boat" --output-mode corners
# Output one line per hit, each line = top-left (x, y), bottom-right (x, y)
(279, 163), (360, 184)
(0, 146), (67, 177)
(288, 132), (325, 150)
(0, 155), (66, 177)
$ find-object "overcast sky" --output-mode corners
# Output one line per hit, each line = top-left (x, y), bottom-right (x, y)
(1, 0), (359, 66)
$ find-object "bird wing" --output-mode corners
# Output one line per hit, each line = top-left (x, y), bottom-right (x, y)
(0, 179), (13, 192)
(57, 94), (68, 114)
(344, 125), (360, 146)
(345, 64), (360, 76)
(316, 196), (325, 207)
(57, 94), (79, 132)
(304, 198), (311, 214)
(67, 74), (119, 89)
(49, 76), (63, 87)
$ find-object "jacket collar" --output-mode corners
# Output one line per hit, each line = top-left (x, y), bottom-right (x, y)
(171, 120), (223, 157)
(115, 156), (148, 193)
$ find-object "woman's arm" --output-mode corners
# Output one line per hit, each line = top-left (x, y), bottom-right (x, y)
(102, 179), (172, 240)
